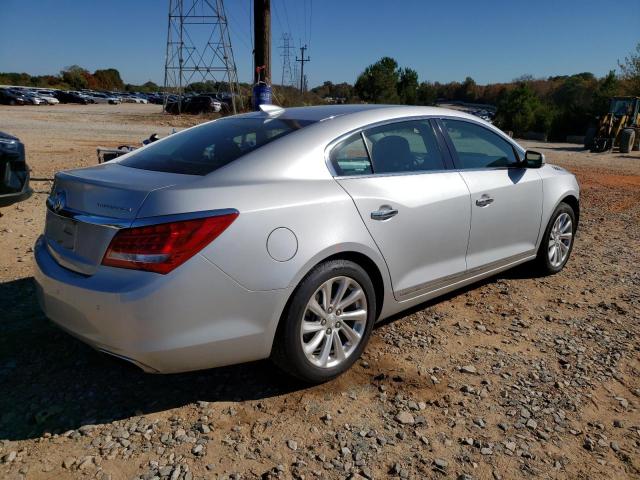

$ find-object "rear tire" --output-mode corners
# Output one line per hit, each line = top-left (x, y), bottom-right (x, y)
(272, 260), (376, 384)
(620, 129), (635, 154)
(534, 202), (576, 275)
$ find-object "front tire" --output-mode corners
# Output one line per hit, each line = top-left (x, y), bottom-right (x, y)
(619, 129), (635, 154)
(272, 260), (376, 383)
(534, 202), (576, 275)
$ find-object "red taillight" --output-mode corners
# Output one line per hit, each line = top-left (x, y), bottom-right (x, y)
(102, 212), (238, 274)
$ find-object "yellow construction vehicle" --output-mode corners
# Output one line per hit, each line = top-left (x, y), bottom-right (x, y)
(585, 96), (640, 153)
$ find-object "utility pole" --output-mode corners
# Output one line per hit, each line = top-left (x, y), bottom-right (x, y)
(295, 45), (310, 93)
(253, 0), (271, 84)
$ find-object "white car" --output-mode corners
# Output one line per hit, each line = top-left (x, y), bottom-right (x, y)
(85, 92), (120, 104)
(120, 95), (148, 104)
(32, 91), (60, 105)
(22, 92), (47, 105)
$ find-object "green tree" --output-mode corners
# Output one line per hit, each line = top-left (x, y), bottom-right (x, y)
(458, 76), (478, 102)
(532, 104), (555, 133)
(397, 68), (418, 104)
(416, 81), (437, 105)
(61, 65), (89, 90)
(92, 68), (124, 90)
(593, 70), (620, 115)
(494, 83), (541, 135)
(310, 81), (354, 100)
(354, 57), (400, 103)
(618, 42), (640, 95)
(549, 73), (598, 139)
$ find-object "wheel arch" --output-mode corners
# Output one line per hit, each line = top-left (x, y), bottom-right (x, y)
(270, 248), (389, 357)
(560, 194), (580, 226)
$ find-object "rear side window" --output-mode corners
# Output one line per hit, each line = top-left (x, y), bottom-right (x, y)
(120, 117), (314, 175)
(363, 120), (445, 173)
(442, 119), (518, 169)
(330, 133), (373, 176)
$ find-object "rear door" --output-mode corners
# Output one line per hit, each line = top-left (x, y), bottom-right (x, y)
(438, 118), (543, 270)
(333, 119), (471, 300)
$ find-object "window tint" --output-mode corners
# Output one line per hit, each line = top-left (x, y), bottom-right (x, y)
(120, 117), (314, 175)
(330, 133), (372, 176)
(363, 120), (445, 173)
(442, 119), (519, 169)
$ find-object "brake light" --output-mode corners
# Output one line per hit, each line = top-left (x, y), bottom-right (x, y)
(102, 212), (238, 274)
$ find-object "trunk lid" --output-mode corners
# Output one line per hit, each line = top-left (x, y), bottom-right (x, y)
(44, 163), (196, 275)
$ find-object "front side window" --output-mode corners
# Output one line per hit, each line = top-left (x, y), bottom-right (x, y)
(330, 133), (372, 176)
(442, 119), (519, 169)
(363, 120), (445, 174)
(120, 117), (314, 175)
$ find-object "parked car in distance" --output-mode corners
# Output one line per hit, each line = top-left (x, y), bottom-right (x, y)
(83, 92), (120, 104)
(0, 131), (31, 207)
(165, 95), (222, 114)
(0, 88), (27, 105)
(34, 105), (580, 383)
(30, 90), (60, 105)
(147, 94), (165, 104)
(118, 94), (148, 104)
(20, 91), (47, 105)
(53, 90), (89, 104)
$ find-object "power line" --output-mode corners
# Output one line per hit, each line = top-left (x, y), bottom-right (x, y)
(279, 0), (293, 45)
(226, 7), (253, 54)
(308, 0), (313, 48)
(244, 0), (253, 49)
(272, 0), (285, 38)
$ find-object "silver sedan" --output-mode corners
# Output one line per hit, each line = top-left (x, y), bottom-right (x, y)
(34, 105), (580, 383)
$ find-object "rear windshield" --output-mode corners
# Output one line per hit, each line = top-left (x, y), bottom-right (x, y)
(120, 117), (314, 175)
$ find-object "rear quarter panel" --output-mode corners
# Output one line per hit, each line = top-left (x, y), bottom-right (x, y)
(138, 177), (392, 297)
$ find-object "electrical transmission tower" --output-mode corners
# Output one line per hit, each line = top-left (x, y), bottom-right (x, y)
(163, 0), (242, 113)
(279, 33), (294, 87)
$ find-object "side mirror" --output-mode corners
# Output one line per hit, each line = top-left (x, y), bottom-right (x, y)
(524, 150), (545, 168)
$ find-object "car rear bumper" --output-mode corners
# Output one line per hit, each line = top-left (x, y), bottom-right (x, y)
(33, 236), (291, 373)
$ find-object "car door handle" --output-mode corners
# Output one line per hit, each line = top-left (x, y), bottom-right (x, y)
(475, 194), (494, 207)
(371, 208), (398, 221)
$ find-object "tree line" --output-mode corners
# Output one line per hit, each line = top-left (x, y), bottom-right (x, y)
(309, 43), (639, 141)
(2, 43), (638, 141)
(0, 65), (159, 93)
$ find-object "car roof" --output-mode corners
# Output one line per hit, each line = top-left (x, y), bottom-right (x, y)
(241, 104), (394, 121)
(239, 104), (481, 123)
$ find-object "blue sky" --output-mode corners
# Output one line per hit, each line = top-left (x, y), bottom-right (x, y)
(1, 0), (638, 87)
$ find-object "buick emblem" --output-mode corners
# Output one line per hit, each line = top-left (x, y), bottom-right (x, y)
(50, 190), (66, 213)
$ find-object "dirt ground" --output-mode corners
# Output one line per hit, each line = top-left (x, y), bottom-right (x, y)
(0, 104), (638, 480)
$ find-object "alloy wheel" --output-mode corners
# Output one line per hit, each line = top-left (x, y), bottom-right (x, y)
(300, 276), (368, 369)
(548, 212), (573, 268)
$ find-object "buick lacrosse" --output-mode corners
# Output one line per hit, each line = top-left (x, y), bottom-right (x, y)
(34, 105), (579, 383)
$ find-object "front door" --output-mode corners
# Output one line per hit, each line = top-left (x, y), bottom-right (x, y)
(439, 118), (543, 270)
